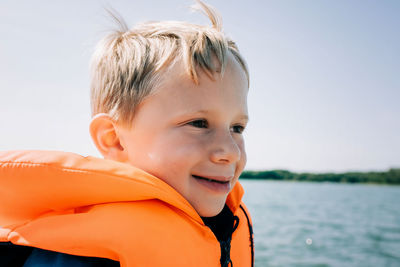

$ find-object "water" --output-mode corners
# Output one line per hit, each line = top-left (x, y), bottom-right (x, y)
(240, 180), (400, 267)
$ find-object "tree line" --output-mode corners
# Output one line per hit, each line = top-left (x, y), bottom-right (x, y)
(240, 168), (400, 184)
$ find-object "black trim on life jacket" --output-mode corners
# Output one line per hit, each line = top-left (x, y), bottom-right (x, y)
(240, 204), (254, 267)
(0, 242), (33, 267)
(0, 242), (120, 267)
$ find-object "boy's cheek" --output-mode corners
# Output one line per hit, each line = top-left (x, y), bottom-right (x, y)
(238, 138), (247, 163)
(236, 147), (247, 176)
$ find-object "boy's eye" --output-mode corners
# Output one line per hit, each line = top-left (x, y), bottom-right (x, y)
(188, 119), (209, 128)
(232, 125), (245, 134)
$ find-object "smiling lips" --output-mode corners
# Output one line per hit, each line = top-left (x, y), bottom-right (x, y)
(192, 174), (233, 193)
(192, 174), (232, 183)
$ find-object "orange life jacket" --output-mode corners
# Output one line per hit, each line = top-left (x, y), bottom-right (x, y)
(0, 150), (254, 267)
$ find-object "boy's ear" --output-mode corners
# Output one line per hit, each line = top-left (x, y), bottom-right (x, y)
(89, 114), (128, 162)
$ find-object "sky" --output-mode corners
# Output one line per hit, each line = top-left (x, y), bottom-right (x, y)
(0, 0), (399, 173)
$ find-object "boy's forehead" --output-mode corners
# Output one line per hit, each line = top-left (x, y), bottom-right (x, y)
(141, 60), (248, 120)
(154, 69), (247, 100)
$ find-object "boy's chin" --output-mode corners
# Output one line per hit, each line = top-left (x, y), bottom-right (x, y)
(196, 201), (226, 218)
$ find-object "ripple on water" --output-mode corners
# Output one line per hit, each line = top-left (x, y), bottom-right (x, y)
(241, 180), (400, 267)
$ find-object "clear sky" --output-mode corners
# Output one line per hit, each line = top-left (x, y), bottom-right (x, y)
(1, 0), (399, 172)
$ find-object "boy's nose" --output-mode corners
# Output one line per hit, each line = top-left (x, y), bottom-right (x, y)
(209, 131), (241, 164)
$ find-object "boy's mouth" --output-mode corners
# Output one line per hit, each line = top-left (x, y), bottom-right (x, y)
(192, 175), (230, 184)
(191, 174), (233, 194)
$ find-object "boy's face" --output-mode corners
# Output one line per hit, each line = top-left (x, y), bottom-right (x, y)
(117, 53), (248, 217)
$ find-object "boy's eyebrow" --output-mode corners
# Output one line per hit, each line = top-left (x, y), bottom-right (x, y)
(238, 115), (249, 122)
(187, 110), (249, 122)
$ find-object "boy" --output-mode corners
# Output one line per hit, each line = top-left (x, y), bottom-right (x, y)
(0, 1), (253, 266)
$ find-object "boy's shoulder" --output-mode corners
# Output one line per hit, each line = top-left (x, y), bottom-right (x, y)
(0, 150), (203, 220)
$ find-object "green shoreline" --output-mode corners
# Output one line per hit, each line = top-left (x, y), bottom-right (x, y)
(239, 168), (400, 184)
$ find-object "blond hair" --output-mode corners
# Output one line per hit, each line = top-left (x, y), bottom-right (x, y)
(90, 0), (249, 125)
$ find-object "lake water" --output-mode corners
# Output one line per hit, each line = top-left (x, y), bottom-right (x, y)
(240, 180), (400, 267)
